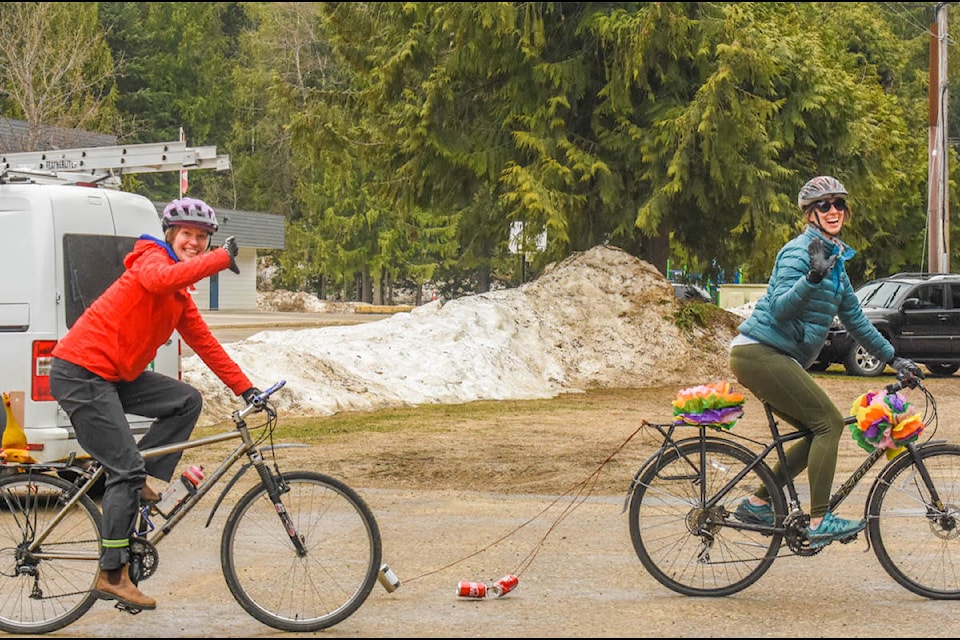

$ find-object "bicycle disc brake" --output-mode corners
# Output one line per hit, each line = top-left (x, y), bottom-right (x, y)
(928, 503), (960, 540)
(783, 513), (821, 557)
(128, 536), (159, 583)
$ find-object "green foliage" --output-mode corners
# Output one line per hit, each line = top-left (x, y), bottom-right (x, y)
(1, 2), (952, 297)
(672, 301), (717, 333)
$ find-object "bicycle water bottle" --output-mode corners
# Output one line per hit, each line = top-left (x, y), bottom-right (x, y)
(155, 465), (204, 518)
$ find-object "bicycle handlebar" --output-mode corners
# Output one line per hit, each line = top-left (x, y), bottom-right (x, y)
(885, 368), (923, 395)
(236, 380), (286, 419)
(255, 380), (286, 404)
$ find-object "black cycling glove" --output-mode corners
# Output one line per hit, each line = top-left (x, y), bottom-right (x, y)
(889, 357), (923, 378)
(241, 387), (262, 405)
(807, 238), (838, 284)
(222, 236), (240, 274)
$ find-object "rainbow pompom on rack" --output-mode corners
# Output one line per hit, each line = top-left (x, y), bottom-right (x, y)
(849, 389), (925, 459)
(672, 381), (745, 430)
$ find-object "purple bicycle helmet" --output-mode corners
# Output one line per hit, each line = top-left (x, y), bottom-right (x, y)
(797, 176), (848, 208)
(161, 197), (219, 233)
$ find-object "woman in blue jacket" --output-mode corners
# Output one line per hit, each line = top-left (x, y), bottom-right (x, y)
(729, 176), (920, 549)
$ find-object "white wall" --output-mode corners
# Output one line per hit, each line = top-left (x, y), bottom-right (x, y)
(191, 248), (257, 311)
(717, 284), (767, 310)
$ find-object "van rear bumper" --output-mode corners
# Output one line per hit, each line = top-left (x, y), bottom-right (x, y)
(23, 420), (151, 464)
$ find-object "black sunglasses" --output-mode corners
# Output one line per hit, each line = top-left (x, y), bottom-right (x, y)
(813, 198), (847, 214)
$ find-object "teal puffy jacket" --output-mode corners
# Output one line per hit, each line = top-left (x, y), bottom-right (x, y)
(738, 225), (894, 369)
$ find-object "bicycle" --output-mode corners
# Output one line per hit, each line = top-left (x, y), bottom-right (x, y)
(624, 370), (960, 598)
(0, 380), (383, 634)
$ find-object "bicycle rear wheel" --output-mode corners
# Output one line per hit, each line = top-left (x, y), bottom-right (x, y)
(0, 472), (101, 634)
(628, 439), (785, 596)
(221, 470), (382, 631)
(867, 443), (960, 599)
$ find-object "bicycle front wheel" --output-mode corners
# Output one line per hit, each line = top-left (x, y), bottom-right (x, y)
(0, 472), (102, 634)
(868, 443), (960, 599)
(221, 471), (382, 631)
(628, 439), (785, 596)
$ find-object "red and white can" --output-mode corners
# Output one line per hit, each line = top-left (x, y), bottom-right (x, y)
(490, 574), (518, 597)
(456, 581), (487, 598)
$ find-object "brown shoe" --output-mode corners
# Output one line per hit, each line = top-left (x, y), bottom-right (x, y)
(92, 566), (157, 610)
(141, 481), (160, 504)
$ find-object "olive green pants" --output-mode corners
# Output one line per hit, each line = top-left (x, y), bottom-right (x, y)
(729, 342), (844, 518)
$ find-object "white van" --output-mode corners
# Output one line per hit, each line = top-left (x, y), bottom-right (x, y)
(0, 179), (180, 463)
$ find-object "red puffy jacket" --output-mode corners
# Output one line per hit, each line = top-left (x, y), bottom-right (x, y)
(53, 237), (252, 395)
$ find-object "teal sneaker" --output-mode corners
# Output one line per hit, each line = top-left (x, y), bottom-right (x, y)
(807, 512), (865, 549)
(733, 498), (775, 526)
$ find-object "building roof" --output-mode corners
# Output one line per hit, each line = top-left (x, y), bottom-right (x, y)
(0, 117), (117, 152)
(153, 202), (286, 250)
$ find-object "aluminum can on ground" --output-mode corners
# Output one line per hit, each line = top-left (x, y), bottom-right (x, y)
(456, 581), (487, 598)
(490, 574), (519, 597)
(378, 563), (401, 593)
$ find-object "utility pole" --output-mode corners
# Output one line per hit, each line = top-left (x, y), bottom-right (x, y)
(928, 3), (950, 273)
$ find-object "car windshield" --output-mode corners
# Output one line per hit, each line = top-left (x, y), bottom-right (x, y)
(858, 281), (909, 309)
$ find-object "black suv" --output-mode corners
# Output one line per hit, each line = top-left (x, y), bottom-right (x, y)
(811, 273), (960, 376)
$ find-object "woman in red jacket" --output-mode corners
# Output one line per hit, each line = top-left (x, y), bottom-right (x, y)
(50, 197), (261, 611)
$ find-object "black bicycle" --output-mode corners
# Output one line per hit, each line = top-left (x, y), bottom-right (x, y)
(0, 381), (383, 634)
(625, 370), (960, 598)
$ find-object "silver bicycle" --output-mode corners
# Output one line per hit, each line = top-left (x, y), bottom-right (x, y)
(0, 381), (383, 633)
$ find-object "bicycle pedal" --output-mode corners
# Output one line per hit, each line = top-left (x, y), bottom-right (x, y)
(114, 601), (143, 615)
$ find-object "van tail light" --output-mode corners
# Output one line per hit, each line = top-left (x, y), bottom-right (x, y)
(32, 340), (57, 401)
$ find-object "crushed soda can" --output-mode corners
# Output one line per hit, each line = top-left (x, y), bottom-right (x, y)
(456, 580), (487, 598)
(489, 574), (519, 597)
(378, 563), (401, 593)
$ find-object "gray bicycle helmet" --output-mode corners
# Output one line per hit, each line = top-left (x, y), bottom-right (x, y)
(161, 197), (219, 233)
(797, 176), (848, 208)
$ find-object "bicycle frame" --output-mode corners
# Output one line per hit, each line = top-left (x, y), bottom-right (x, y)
(628, 396), (944, 535)
(24, 390), (287, 562)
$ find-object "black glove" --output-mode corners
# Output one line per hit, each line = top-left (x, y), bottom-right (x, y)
(889, 357), (923, 378)
(222, 236), (240, 274)
(241, 387), (262, 405)
(807, 238), (838, 284)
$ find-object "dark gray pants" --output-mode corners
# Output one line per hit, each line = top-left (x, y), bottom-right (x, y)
(50, 357), (202, 570)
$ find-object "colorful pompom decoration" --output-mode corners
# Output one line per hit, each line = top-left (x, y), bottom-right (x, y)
(672, 381), (745, 430)
(849, 390), (925, 459)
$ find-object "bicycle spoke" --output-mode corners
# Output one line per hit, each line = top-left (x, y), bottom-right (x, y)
(629, 440), (783, 596)
(0, 475), (100, 634)
(869, 444), (960, 599)
(221, 471), (381, 631)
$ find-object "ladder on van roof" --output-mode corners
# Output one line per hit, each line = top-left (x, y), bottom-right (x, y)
(0, 141), (230, 187)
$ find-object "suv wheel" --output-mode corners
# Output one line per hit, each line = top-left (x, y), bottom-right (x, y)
(842, 342), (886, 377)
(926, 363), (960, 377)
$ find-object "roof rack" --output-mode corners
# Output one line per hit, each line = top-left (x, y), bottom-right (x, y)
(0, 140), (230, 188)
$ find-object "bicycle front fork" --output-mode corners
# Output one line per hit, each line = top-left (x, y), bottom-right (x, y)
(252, 460), (307, 556)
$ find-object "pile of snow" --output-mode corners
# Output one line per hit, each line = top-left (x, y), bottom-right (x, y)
(256, 290), (354, 314)
(185, 245), (741, 426)
(726, 300), (757, 318)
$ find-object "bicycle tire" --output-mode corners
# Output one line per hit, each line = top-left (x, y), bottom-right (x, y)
(220, 470), (382, 631)
(0, 472), (102, 634)
(867, 442), (960, 599)
(628, 438), (785, 596)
